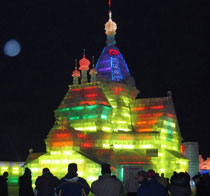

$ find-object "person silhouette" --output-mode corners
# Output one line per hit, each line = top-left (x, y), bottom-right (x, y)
(0, 172), (9, 196)
(56, 163), (90, 196)
(35, 168), (59, 196)
(18, 168), (34, 196)
(91, 163), (124, 196)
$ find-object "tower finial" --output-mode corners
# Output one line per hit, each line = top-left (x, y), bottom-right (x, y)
(83, 49), (86, 57)
(105, 8), (117, 37)
(75, 59), (78, 69)
(92, 56), (95, 68)
(108, 0), (111, 11)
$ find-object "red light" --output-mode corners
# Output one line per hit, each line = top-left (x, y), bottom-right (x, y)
(56, 133), (71, 138)
(133, 107), (147, 111)
(167, 113), (174, 118)
(84, 86), (97, 90)
(71, 88), (82, 91)
(77, 133), (86, 138)
(150, 105), (164, 109)
(109, 49), (119, 56)
(52, 141), (73, 147)
(80, 101), (96, 105)
(85, 93), (97, 98)
(99, 101), (109, 105)
(118, 135), (133, 140)
(81, 142), (92, 148)
(153, 113), (163, 117)
(180, 144), (185, 154)
(136, 128), (153, 132)
(114, 87), (122, 95)
(138, 114), (151, 117)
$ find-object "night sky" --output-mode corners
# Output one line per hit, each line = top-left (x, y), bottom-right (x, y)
(0, 0), (208, 161)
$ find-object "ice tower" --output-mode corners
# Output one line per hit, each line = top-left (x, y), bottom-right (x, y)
(25, 9), (188, 185)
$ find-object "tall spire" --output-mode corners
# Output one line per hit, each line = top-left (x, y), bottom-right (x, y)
(95, 1), (132, 84)
(72, 59), (80, 85)
(89, 56), (97, 82)
(105, 11), (117, 37)
(105, 1), (117, 46)
(79, 49), (90, 83)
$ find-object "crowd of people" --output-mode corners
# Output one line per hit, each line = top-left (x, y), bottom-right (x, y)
(0, 163), (210, 196)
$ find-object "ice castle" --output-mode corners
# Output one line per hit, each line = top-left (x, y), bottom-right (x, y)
(24, 10), (189, 184)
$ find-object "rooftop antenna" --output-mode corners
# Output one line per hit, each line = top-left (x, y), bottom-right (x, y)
(108, 0), (111, 11)
(92, 56), (95, 68)
(75, 59), (78, 69)
(83, 48), (86, 57)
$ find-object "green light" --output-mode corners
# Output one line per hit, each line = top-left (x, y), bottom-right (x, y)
(87, 105), (98, 109)
(101, 114), (108, 119)
(69, 116), (80, 120)
(72, 106), (84, 111)
(57, 108), (70, 112)
(83, 114), (98, 119)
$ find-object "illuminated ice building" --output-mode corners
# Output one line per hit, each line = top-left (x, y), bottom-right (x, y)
(25, 10), (189, 184)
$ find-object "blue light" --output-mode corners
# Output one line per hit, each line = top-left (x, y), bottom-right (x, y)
(3, 39), (21, 57)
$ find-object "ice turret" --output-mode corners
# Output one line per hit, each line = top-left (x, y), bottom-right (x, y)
(72, 59), (80, 85)
(79, 49), (90, 84)
(95, 11), (134, 86)
(89, 56), (97, 83)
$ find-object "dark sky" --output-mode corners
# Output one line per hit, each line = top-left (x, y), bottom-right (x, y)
(0, 0), (209, 161)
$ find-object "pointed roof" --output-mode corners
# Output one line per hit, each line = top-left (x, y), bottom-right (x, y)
(95, 11), (131, 83)
(57, 84), (111, 109)
(89, 56), (97, 75)
(72, 59), (80, 77)
(79, 49), (90, 71)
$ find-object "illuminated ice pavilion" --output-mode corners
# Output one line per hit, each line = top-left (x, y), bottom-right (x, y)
(25, 10), (189, 184)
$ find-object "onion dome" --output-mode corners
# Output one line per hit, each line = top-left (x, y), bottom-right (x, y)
(89, 68), (97, 75)
(89, 56), (97, 75)
(79, 50), (90, 71)
(105, 11), (117, 36)
(72, 59), (80, 77)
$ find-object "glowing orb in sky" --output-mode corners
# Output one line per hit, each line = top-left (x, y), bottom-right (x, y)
(3, 39), (21, 57)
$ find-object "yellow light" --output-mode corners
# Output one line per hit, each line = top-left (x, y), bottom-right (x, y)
(123, 145), (134, 149)
(102, 127), (111, 131)
(113, 144), (122, 148)
(31, 168), (39, 172)
(51, 151), (61, 155)
(141, 145), (152, 148)
(160, 168), (165, 173)
(102, 144), (110, 148)
(123, 113), (130, 117)
(116, 121), (127, 124)
(62, 160), (69, 164)
(87, 176), (98, 182)
(63, 151), (72, 155)
(1, 167), (8, 170)
(12, 171), (20, 174)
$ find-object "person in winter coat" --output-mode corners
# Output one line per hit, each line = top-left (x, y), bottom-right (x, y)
(18, 168), (34, 196)
(91, 163), (124, 196)
(169, 172), (191, 196)
(56, 163), (90, 196)
(35, 168), (59, 196)
(137, 169), (166, 196)
(125, 172), (139, 196)
(0, 172), (9, 196)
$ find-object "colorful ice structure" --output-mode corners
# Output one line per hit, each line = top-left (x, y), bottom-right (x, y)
(25, 10), (188, 185)
(0, 162), (24, 184)
(182, 142), (199, 177)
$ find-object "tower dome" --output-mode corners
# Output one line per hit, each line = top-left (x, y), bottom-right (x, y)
(105, 11), (117, 36)
(79, 51), (90, 71)
(72, 60), (80, 78)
